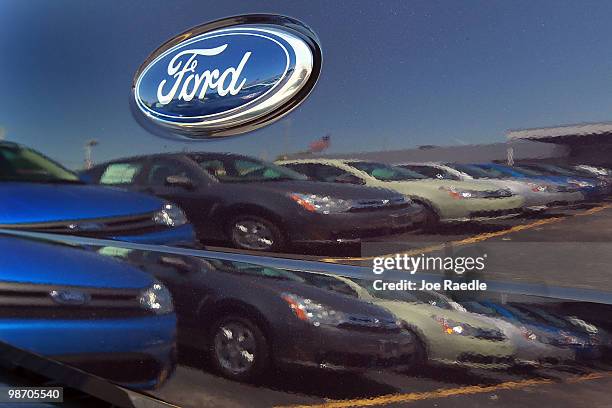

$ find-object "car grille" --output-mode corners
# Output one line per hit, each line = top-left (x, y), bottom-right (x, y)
(482, 189), (513, 199)
(0, 213), (163, 238)
(338, 314), (401, 333)
(469, 208), (522, 218)
(0, 282), (149, 319)
(348, 197), (413, 212)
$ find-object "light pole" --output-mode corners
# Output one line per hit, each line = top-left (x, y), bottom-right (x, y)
(84, 139), (99, 169)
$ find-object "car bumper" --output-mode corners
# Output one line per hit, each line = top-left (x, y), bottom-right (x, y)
(274, 323), (416, 371)
(438, 196), (524, 222)
(0, 314), (177, 389)
(110, 223), (197, 247)
(288, 205), (426, 245)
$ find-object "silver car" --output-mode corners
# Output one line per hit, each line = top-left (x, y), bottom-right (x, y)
(397, 162), (585, 212)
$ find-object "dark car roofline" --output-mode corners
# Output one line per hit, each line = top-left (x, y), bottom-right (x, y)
(88, 151), (258, 170)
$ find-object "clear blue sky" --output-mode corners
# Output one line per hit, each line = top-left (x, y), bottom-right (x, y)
(2, 0), (612, 169)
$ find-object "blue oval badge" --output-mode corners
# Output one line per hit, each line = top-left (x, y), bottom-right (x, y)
(133, 15), (322, 138)
(50, 289), (90, 306)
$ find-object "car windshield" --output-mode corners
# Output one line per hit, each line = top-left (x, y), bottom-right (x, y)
(347, 161), (426, 181)
(447, 163), (498, 179)
(495, 165), (546, 177)
(193, 155), (307, 183)
(0, 144), (81, 183)
(522, 164), (578, 177)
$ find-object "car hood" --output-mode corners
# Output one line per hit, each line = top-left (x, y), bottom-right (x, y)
(225, 179), (402, 199)
(0, 236), (153, 289)
(383, 178), (505, 191)
(0, 183), (164, 224)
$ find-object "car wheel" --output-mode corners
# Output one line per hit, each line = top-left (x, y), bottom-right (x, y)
(209, 316), (270, 382)
(228, 215), (285, 252)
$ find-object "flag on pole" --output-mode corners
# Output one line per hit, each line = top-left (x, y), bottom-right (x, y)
(309, 134), (331, 153)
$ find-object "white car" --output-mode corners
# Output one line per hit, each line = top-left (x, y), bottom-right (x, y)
(397, 162), (584, 212)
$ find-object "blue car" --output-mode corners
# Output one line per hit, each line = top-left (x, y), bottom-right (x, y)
(472, 163), (603, 201)
(0, 235), (177, 389)
(0, 141), (196, 246)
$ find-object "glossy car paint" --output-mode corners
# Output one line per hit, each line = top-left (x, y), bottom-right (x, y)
(0, 236), (177, 389)
(0, 142), (196, 246)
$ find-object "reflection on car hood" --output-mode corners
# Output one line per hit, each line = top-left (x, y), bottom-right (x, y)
(0, 183), (164, 224)
(385, 178), (506, 191)
(248, 277), (398, 318)
(0, 236), (153, 289)
(232, 180), (402, 199)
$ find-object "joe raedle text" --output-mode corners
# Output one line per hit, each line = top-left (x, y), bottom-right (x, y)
(372, 279), (487, 292)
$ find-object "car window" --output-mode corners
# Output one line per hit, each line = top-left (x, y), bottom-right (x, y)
(347, 161), (426, 181)
(308, 164), (352, 182)
(449, 163), (496, 179)
(0, 144), (80, 183)
(148, 160), (193, 186)
(194, 156), (306, 182)
(99, 162), (143, 185)
(402, 165), (458, 180)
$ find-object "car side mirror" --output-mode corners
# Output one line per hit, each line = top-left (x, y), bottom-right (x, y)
(334, 173), (365, 185)
(165, 175), (194, 189)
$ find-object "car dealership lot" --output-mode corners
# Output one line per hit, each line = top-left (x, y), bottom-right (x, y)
(139, 201), (612, 408)
(150, 354), (612, 408)
(201, 200), (612, 292)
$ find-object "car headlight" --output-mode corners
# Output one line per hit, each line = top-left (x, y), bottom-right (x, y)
(527, 183), (556, 193)
(289, 193), (353, 214)
(439, 186), (512, 199)
(153, 202), (188, 227)
(139, 281), (174, 314)
(282, 293), (347, 326)
(433, 316), (505, 340)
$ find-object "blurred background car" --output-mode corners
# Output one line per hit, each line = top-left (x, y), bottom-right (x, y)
(100, 250), (417, 382)
(277, 159), (524, 227)
(83, 152), (425, 252)
(0, 235), (177, 389)
(460, 301), (602, 363)
(472, 163), (607, 202)
(397, 162), (585, 212)
(515, 163), (611, 198)
(0, 142), (195, 246)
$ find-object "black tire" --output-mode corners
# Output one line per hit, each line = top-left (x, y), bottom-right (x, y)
(227, 214), (286, 252)
(407, 331), (428, 371)
(209, 315), (271, 382)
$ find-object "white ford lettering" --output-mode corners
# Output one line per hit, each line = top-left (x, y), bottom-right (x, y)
(156, 44), (252, 105)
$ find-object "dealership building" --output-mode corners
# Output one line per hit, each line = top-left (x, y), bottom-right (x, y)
(290, 122), (612, 167)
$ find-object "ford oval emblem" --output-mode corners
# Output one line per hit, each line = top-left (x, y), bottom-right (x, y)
(133, 15), (322, 138)
(50, 289), (90, 306)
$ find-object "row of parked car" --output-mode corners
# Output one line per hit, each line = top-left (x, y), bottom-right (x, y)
(0, 141), (610, 253)
(1, 141), (611, 388)
(1, 235), (610, 388)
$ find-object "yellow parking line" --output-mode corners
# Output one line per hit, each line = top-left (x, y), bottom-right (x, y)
(320, 216), (565, 263)
(320, 203), (612, 263)
(275, 372), (610, 408)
